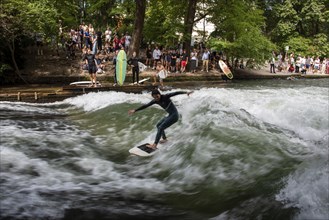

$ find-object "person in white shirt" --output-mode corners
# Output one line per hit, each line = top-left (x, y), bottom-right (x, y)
(202, 48), (210, 72)
(153, 46), (162, 70)
(190, 49), (198, 73)
(314, 57), (320, 72)
(105, 28), (112, 43)
(124, 32), (131, 52)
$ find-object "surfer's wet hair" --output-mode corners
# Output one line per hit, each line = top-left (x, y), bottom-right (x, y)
(151, 89), (161, 95)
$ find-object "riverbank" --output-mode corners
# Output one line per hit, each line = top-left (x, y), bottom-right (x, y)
(1, 54), (328, 103)
(1, 69), (328, 103)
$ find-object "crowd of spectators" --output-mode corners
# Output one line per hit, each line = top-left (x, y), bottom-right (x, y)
(37, 22), (329, 87)
(270, 51), (329, 75)
(59, 23), (227, 69)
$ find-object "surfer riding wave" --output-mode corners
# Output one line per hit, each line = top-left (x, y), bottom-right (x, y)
(128, 89), (193, 149)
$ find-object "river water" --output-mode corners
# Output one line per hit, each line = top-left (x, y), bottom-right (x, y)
(1, 79), (328, 220)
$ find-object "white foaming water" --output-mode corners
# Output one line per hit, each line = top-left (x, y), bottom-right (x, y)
(1, 84), (328, 219)
(0, 101), (63, 115)
(63, 91), (152, 112)
(276, 158), (329, 220)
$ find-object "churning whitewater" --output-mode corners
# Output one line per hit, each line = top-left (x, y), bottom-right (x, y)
(1, 80), (328, 220)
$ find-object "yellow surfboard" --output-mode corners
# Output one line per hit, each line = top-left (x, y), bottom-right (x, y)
(116, 49), (127, 86)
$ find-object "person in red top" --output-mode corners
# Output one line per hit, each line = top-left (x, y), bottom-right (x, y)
(120, 33), (126, 49)
(180, 49), (189, 73)
(113, 35), (120, 51)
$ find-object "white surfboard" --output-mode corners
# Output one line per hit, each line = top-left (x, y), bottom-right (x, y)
(135, 77), (150, 84)
(158, 70), (167, 79)
(69, 81), (102, 86)
(129, 143), (162, 157)
(218, 60), (233, 79)
(138, 62), (147, 72)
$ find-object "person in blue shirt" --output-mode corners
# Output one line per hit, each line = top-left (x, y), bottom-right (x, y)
(128, 89), (193, 149)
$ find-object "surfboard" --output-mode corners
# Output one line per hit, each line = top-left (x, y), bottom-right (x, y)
(134, 77), (150, 85)
(158, 70), (167, 79)
(129, 143), (158, 157)
(69, 81), (102, 86)
(116, 49), (127, 86)
(218, 60), (233, 79)
(138, 62), (147, 72)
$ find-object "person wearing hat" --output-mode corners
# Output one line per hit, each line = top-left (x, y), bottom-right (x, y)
(128, 89), (193, 149)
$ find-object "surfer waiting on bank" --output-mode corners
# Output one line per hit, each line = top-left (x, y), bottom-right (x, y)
(128, 89), (193, 149)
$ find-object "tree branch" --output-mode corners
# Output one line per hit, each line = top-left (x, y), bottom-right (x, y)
(194, 12), (209, 23)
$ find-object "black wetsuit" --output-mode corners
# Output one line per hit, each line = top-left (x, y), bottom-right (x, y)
(84, 53), (96, 74)
(135, 91), (187, 144)
(128, 57), (140, 83)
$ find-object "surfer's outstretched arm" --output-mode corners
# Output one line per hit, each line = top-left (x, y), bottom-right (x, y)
(167, 91), (193, 98)
(128, 100), (155, 115)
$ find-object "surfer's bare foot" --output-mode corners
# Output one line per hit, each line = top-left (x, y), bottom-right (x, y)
(146, 143), (157, 149)
(159, 139), (168, 144)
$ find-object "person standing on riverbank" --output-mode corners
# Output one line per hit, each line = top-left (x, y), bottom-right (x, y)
(112, 50), (119, 86)
(153, 46), (162, 70)
(270, 51), (276, 73)
(83, 48), (97, 87)
(128, 52), (140, 84)
(190, 49), (198, 73)
(180, 49), (189, 73)
(202, 48), (210, 72)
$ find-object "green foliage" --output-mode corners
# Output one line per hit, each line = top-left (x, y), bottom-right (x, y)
(86, 0), (134, 32)
(285, 36), (312, 56)
(0, 64), (13, 74)
(1, 0), (59, 40)
(268, 0), (329, 47)
(143, 0), (185, 47)
(0, 0), (59, 83)
(208, 0), (275, 65)
(312, 33), (329, 57)
(283, 33), (329, 57)
(53, 0), (79, 29)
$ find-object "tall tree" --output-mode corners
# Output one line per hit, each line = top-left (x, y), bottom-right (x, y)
(182, 0), (198, 61)
(128, 0), (147, 56)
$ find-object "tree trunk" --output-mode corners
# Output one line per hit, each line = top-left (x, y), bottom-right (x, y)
(128, 0), (146, 57)
(183, 0), (198, 69)
(7, 41), (28, 84)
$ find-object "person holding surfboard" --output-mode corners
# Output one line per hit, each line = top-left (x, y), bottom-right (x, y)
(128, 89), (193, 149)
(152, 62), (167, 87)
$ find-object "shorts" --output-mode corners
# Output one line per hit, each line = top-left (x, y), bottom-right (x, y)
(88, 65), (97, 74)
(181, 60), (187, 67)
